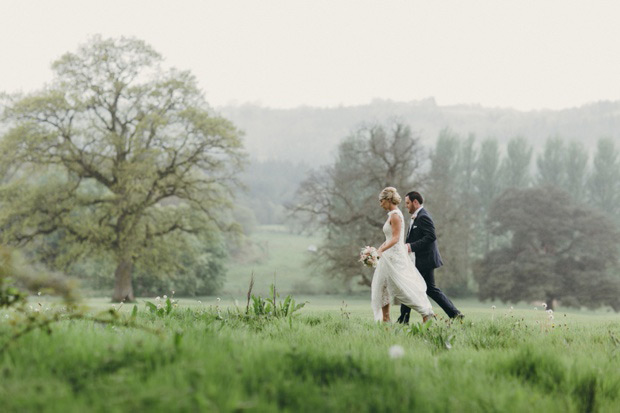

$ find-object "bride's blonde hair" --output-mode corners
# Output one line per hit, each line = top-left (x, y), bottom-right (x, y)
(379, 187), (401, 205)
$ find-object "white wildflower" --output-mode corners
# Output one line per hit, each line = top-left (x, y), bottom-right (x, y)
(491, 305), (496, 310)
(163, 295), (168, 299)
(216, 297), (221, 303)
(172, 291), (175, 295)
(542, 303), (547, 309)
(37, 291), (41, 296)
(388, 345), (405, 359)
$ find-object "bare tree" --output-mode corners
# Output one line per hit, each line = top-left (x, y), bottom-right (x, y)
(292, 122), (425, 287)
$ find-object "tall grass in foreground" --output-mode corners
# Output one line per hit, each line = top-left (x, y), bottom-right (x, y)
(1, 302), (619, 412)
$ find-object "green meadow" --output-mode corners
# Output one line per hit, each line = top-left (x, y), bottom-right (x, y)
(1, 299), (619, 412)
(2, 226), (619, 412)
(222, 225), (328, 297)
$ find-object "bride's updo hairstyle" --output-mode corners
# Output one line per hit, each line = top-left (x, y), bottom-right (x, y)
(379, 187), (401, 205)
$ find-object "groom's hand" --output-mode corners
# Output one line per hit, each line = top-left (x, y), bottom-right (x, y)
(407, 244), (412, 253)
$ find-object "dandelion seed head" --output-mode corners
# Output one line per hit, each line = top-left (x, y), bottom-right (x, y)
(542, 303), (547, 309)
(491, 305), (496, 309)
(163, 295), (167, 299)
(216, 297), (221, 303)
(388, 345), (405, 359)
(37, 291), (41, 296)
(156, 296), (161, 301)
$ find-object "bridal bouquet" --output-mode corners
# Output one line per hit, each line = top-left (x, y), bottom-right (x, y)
(359, 246), (380, 268)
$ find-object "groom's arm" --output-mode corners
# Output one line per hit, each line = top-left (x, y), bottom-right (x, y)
(408, 215), (437, 252)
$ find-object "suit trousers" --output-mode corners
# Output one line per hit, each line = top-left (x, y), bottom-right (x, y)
(397, 267), (459, 322)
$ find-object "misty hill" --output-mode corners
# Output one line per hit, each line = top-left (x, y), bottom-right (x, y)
(218, 98), (620, 165)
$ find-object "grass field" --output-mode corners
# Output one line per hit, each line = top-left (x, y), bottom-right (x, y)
(1, 296), (619, 412)
(222, 225), (362, 298)
(2, 226), (619, 411)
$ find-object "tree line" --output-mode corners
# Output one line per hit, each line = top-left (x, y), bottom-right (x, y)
(2, 36), (619, 309)
(294, 123), (620, 310)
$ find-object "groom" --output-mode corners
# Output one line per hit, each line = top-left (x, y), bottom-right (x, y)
(397, 191), (463, 323)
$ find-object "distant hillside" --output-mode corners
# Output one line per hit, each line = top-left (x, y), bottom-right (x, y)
(218, 99), (620, 165)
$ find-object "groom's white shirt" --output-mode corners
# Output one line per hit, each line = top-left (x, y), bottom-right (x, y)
(410, 205), (424, 231)
(408, 205), (424, 262)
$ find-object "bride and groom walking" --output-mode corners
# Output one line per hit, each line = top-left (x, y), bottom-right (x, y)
(371, 187), (464, 323)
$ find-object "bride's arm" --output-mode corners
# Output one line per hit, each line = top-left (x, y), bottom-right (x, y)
(377, 214), (401, 255)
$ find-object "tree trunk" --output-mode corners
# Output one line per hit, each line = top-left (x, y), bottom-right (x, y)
(112, 258), (135, 302)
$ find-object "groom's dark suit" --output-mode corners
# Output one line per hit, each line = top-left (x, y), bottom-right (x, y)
(398, 207), (460, 322)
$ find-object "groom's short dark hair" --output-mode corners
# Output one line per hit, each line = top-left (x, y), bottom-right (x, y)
(406, 191), (424, 204)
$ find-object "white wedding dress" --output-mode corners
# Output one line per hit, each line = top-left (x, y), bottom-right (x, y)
(371, 209), (434, 321)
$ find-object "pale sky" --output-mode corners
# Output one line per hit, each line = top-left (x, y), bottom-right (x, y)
(1, 0), (619, 110)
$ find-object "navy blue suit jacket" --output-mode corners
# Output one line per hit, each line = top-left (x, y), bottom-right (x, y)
(405, 208), (443, 271)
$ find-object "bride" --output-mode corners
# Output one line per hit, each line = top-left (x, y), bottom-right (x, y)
(372, 187), (434, 323)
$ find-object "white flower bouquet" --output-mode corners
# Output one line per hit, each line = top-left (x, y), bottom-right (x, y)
(359, 246), (380, 268)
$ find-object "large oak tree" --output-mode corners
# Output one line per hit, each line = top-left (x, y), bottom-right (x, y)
(0, 36), (244, 301)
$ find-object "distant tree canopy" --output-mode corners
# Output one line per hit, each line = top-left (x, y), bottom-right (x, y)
(241, 159), (309, 225)
(221, 100), (620, 166)
(292, 122), (425, 287)
(475, 187), (620, 311)
(0, 36), (245, 301)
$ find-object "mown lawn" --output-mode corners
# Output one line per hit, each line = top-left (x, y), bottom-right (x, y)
(222, 225), (360, 297)
(1, 297), (619, 412)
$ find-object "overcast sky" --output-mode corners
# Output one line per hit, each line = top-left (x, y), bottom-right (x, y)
(1, 0), (619, 111)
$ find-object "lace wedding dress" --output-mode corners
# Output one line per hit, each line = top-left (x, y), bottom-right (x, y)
(371, 209), (434, 321)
